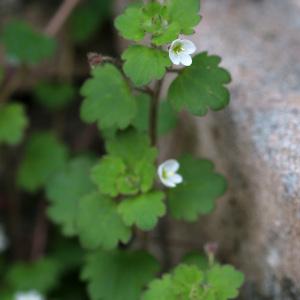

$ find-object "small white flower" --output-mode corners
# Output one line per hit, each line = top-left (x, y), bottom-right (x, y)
(0, 224), (8, 253)
(158, 159), (183, 188)
(169, 39), (196, 66)
(15, 290), (45, 300)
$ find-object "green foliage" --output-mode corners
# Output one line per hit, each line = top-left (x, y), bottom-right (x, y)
(91, 155), (126, 197)
(166, 0), (201, 35)
(206, 265), (245, 300)
(0, 103), (28, 145)
(114, 4), (145, 42)
(168, 52), (231, 116)
(133, 95), (178, 136)
(122, 46), (171, 87)
(118, 191), (166, 231)
(77, 192), (131, 250)
(6, 258), (61, 293)
(80, 64), (136, 129)
(69, 0), (111, 43)
(17, 132), (68, 192)
(158, 100), (178, 135)
(143, 263), (244, 300)
(82, 249), (159, 300)
(34, 82), (75, 110)
(1, 20), (56, 65)
(46, 156), (96, 237)
(168, 155), (227, 221)
(106, 130), (157, 191)
(143, 264), (203, 300)
(92, 130), (157, 196)
(114, 0), (201, 45)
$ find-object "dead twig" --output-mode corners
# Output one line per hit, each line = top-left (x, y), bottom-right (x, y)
(45, 0), (81, 37)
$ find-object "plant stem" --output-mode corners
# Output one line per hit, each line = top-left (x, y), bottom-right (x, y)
(149, 79), (164, 146)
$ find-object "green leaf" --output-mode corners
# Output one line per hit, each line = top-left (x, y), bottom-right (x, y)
(114, 5), (145, 42)
(6, 258), (61, 293)
(118, 191), (166, 231)
(80, 64), (136, 129)
(91, 155), (126, 197)
(143, 264), (204, 300)
(82, 249), (159, 300)
(132, 94), (151, 133)
(207, 265), (244, 300)
(0, 103), (28, 145)
(168, 155), (227, 221)
(77, 192), (131, 250)
(167, 0), (201, 35)
(132, 95), (178, 136)
(106, 130), (157, 194)
(34, 82), (75, 110)
(1, 20), (56, 65)
(18, 132), (68, 192)
(172, 264), (203, 298)
(142, 275), (175, 300)
(158, 100), (178, 136)
(152, 22), (180, 46)
(168, 52), (231, 116)
(122, 46), (171, 87)
(46, 156), (96, 236)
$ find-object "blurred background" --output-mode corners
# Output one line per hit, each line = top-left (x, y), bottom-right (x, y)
(1, 0), (300, 299)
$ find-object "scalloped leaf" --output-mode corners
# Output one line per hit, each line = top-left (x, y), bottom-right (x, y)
(168, 155), (227, 221)
(80, 64), (136, 129)
(168, 52), (231, 116)
(82, 249), (159, 300)
(122, 45), (171, 87)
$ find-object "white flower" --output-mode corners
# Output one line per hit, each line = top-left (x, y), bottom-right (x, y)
(15, 290), (45, 300)
(158, 159), (183, 188)
(0, 224), (8, 253)
(169, 39), (196, 66)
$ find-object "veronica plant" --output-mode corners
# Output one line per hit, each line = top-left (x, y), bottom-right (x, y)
(0, 0), (243, 300)
(45, 0), (244, 299)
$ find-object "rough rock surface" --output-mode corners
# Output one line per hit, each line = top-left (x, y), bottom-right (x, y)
(115, 0), (300, 298)
(161, 0), (300, 299)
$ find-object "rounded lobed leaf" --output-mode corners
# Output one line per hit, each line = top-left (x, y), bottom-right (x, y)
(168, 154), (227, 221)
(17, 132), (68, 193)
(118, 191), (166, 231)
(82, 249), (159, 300)
(46, 156), (96, 237)
(76, 192), (131, 250)
(1, 20), (56, 65)
(122, 45), (171, 87)
(80, 64), (137, 129)
(0, 103), (28, 145)
(114, 5), (145, 42)
(168, 52), (231, 116)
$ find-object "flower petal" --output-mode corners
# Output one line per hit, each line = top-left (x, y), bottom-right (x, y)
(162, 159), (180, 173)
(163, 178), (177, 188)
(169, 50), (181, 65)
(180, 53), (192, 66)
(171, 174), (183, 184)
(182, 39), (196, 54)
(170, 39), (181, 49)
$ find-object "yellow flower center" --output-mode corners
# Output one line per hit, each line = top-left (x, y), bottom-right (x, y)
(172, 43), (184, 54)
